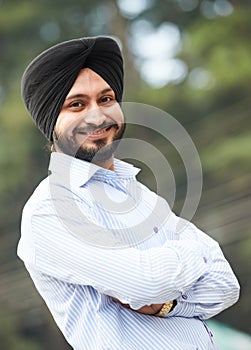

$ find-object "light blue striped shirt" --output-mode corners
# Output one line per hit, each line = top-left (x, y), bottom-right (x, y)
(18, 152), (240, 349)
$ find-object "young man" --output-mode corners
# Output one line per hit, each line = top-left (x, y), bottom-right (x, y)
(18, 36), (240, 349)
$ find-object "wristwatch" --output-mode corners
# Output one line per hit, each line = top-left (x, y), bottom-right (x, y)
(155, 300), (175, 317)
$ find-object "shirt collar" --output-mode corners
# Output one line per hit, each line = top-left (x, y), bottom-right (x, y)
(49, 152), (140, 187)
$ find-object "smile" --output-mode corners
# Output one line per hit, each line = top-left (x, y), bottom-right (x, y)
(79, 125), (113, 140)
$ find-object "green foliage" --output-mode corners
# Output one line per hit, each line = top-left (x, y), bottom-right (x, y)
(0, 310), (42, 350)
(184, 9), (251, 89)
(0, 2), (37, 32)
(202, 132), (251, 171)
(0, 0), (251, 348)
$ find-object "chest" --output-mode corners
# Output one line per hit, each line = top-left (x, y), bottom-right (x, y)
(78, 178), (179, 247)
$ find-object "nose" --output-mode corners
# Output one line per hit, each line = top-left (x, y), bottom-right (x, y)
(84, 106), (106, 126)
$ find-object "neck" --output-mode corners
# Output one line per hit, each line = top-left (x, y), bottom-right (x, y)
(92, 157), (115, 171)
(54, 144), (115, 171)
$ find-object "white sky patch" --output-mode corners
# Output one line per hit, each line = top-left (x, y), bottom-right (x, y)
(117, 0), (153, 18)
(131, 21), (181, 59)
(177, 0), (199, 12)
(200, 0), (233, 19)
(118, 0), (233, 87)
(214, 0), (234, 17)
(140, 59), (188, 88)
(129, 21), (186, 87)
(188, 68), (215, 90)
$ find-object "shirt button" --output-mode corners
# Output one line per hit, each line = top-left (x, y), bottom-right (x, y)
(181, 294), (188, 300)
(153, 226), (158, 233)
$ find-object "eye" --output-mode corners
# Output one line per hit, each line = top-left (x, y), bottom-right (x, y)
(69, 101), (84, 108)
(100, 96), (114, 104)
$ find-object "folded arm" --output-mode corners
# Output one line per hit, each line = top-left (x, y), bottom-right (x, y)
(112, 223), (240, 319)
(167, 226), (240, 319)
(19, 198), (211, 310)
(19, 198), (239, 314)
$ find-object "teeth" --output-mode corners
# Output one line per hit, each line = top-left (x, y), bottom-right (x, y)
(88, 127), (110, 135)
(93, 129), (104, 135)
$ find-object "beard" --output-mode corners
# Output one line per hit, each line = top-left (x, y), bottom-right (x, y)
(53, 121), (126, 163)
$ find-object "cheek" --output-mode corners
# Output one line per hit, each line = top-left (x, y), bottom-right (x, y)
(54, 113), (76, 135)
(106, 105), (124, 123)
(117, 110), (124, 124)
(54, 114), (65, 135)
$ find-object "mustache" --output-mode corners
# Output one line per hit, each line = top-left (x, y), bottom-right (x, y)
(73, 121), (118, 136)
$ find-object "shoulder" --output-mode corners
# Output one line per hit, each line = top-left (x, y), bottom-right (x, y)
(22, 174), (92, 235)
(177, 218), (219, 248)
(22, 176), (51, 215)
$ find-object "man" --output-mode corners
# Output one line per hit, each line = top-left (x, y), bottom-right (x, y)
(18, 36), (240, 349)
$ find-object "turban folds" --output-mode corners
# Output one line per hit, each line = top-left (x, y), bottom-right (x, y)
(21, 36), (124, 141)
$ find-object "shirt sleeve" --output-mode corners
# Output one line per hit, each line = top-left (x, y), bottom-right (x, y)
(20, 198), (212, 310)
(166, 224), (240, 320)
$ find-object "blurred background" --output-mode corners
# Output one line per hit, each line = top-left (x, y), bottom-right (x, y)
(0, 0), (251, 349)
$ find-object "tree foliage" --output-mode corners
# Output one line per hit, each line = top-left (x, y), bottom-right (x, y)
(0, 0), (250, 348)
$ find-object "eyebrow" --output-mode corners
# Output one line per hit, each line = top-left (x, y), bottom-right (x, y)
(66, 88), (113, 100)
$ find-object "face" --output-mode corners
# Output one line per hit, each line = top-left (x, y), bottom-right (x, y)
(54, 68), (125, 165)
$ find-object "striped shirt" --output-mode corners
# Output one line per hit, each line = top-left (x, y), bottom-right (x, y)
(18, 152), (240, 349)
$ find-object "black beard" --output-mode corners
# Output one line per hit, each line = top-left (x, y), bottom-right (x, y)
(76, 139), (117, 163)
(54, 123), (126, 163)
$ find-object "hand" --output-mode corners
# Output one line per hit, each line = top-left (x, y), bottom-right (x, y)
(111, 297), (164, 315)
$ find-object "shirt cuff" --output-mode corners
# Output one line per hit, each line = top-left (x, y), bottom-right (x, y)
(165, 290), (196, 318)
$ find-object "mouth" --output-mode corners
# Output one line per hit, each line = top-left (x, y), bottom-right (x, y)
(78, 125), (114, 140)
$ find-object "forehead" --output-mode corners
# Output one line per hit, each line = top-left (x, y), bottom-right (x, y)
(67, 68), (111, 96)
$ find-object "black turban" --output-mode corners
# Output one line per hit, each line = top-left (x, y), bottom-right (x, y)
(21, 36), (124, 141)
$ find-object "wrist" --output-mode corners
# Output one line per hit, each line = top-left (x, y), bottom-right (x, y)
(155, 300), (177, 317)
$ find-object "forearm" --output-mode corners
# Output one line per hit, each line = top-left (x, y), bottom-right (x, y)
(30, 203), (210, 308)
(111, 297), (165, 315)
(29, 200), (239, 312)
(35, 234), (209, 309)
(165, 242), (240, 319)
(167, 286), (239, 320)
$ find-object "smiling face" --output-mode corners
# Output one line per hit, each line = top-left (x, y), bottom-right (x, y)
(53, 68), (125, 169)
